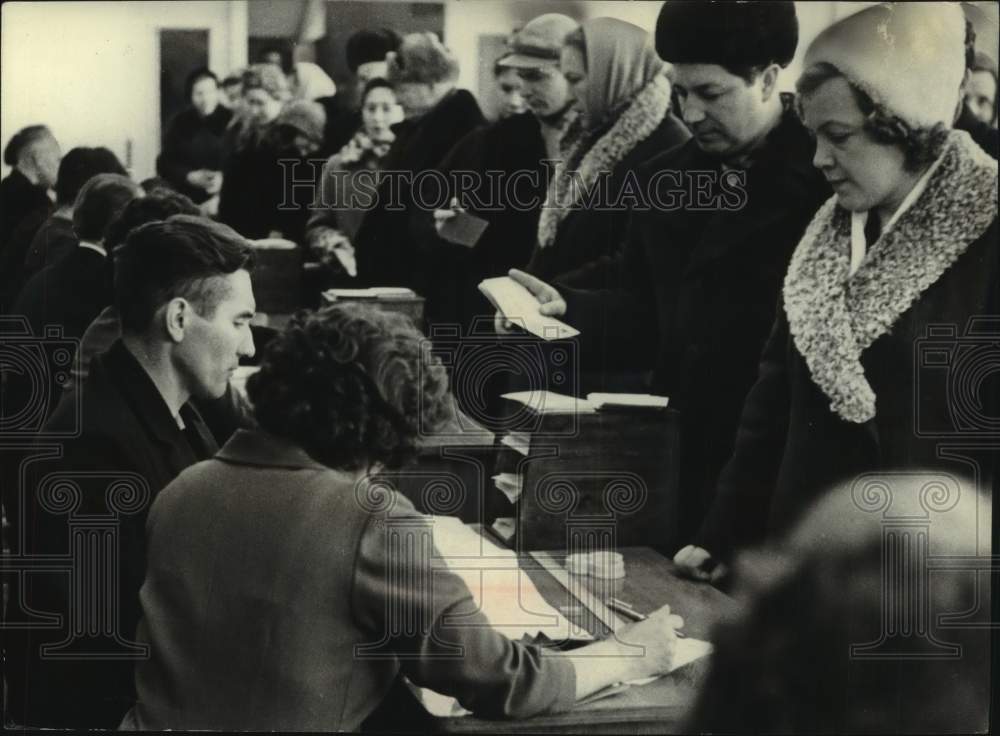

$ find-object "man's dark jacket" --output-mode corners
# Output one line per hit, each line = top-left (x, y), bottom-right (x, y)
(561, 101), (830, 545)
(8, 340), (218, 728)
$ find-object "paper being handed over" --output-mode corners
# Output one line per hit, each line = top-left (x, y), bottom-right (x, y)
(479, 276), (580, 340)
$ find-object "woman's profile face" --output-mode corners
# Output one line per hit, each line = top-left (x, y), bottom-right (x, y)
(362, 86), (398, 139)
(495, 68), (526, 118)
(560, 45), (588, 119)
(802, 76), (912, 215)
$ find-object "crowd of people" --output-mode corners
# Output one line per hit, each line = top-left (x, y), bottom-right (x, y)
(0, 1), (997, 732)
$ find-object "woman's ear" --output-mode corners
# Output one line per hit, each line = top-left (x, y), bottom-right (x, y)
(164, 297), (189, 343)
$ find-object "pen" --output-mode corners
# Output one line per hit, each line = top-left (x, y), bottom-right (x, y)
(610, 598), (686, 637)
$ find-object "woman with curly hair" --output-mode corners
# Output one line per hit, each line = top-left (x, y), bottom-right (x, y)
(677, 3), (998, 580)
(124, 303), (685, 730)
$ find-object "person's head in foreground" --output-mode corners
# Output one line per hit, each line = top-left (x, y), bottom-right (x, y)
(493, 54), (527, 118)
(4, 124), (61, 188)
(386, 32), (459, 119)
(655, 0), (797, 159)
(248, 303), (451, 471)
(502, 14), (577, 121)
(114, 215), (256, 403)
(54, 146), (127, 210)
(71, 173), (141, 246)
(686, 470), (992, 734)
(796, 2), (966, 222)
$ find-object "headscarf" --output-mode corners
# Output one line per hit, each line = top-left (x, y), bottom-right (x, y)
(293, 62), (337, 101)
(577, 17), (667, 130)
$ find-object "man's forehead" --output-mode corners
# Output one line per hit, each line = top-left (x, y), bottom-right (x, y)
(672, 63), (741, 87)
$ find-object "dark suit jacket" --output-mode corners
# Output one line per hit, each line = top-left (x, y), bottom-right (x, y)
(157, 105), (232, 203)
(127, 429), (575, 730)
(561, 102), (831, 542)
(0, 168), (50, 255)
(9, 340), (218, 728)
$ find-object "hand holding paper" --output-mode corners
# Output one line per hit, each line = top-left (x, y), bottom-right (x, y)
(480, 271), (576, 341)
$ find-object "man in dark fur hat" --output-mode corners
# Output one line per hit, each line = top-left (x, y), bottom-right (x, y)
(504, 1), (830, 550)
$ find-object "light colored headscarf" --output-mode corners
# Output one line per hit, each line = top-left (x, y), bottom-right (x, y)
(293, 61), (337, 101)
(577, 17), (667, 129)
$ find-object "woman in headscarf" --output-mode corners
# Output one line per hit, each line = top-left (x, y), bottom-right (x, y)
(677, 2), (998, 580)
(526, 17), (689, 288)
(305, 78), (399, 282)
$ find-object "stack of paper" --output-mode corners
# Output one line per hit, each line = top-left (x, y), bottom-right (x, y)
(322, 286), (417, 300)
(492, 472), (523, 503)
(500, 431), (531, 455)
(502, 390), (596, 415)
(490, 516), (516, 543)
(586, 393), (670, 411)
(479, 276), (580, 340)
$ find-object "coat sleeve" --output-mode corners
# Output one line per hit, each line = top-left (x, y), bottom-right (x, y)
(157, 115), (194, 192)
(694, 309), (793, 559)
(351, 507), (577, 719)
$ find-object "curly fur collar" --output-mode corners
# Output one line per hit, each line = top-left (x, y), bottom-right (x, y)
(537, 75), (672, 249)
(783, 130), (998, 423)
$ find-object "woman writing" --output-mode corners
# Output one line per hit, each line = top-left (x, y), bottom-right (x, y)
(123, 304), (685, 730)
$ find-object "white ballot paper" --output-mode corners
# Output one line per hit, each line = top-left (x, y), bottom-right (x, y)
(479, 276), (580, 340)
(502, 390), (596, 415)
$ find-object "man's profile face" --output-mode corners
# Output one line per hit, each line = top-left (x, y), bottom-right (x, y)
(175, 269), (256, 400)
(671, 63), (771, 157)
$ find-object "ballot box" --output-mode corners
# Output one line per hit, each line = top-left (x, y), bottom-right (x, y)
(249, 238), (303, 314)
(489, 393), (680, 551)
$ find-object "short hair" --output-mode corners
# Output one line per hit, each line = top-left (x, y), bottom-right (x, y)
(258, 41), (294, 75)
(104, 189), (199, 251)
(221, 74), (242, 89)
(655, 1), (798, 80)
(139, 176), (175, 195)
(246, 304), (451, 472)
(71, 173), (140, 242)
(242, 63), (291, 102)
(185, 66), (219, 99)
(346, 28), (401, 74)
(387, 32), (459, 86)
(54, 147), (127, 206)
(3, 124), (54, 167)
(797, 62), (948, 171)
(114, 215), (254, 334)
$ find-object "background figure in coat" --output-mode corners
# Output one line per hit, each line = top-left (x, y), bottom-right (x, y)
(351, 32), (485, 292)
(157, 67), (232, 205)
(306, 78), (398, 283)
(124, 303), (685, 731)
(421, 14), (578, 339)
(501, 1), (829, 546)
(678, 2), (998, 580)
(527, 17), (689, 289)
(0, 146), (125, 309)
(686, 474), (992, 734)
(217, 64), (290, 239)
(0, 125), (59, 254)
(9, 216), (257, 728)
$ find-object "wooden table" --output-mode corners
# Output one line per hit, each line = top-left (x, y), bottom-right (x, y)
(423, 534), (739, 734)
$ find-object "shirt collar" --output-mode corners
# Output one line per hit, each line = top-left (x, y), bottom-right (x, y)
(78, 240), (107, 257)
(216, 429), (331, 471)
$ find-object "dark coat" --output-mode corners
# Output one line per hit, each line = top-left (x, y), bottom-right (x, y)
(125, 429), (575, 730)
(315, 93), (360, 155)
(413, 111), (550, 329)
(0, 168), (50, 257)
(217, 125), (280, 240)
(9, 340), (218, 728)
(562, 101), (831, 542)
(157, 105), (233, 203)
(10, 245), (112, 420)
(696, 133), (999, 559)
(529, 112), (692, 288)
(21, 212), (77, 282)
(353, 89), (486, 290)
(0, 210), (71, 309)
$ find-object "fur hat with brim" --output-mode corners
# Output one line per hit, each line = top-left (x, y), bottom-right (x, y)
(803, 2), (966, 130)
(502, 14), (579, 70)
(276, 100), (326, 143)
(655, 0), (798, 70)
(387, 32), (459, 86)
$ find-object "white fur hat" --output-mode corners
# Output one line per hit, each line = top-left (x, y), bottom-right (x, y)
(803, 2), (966, 129)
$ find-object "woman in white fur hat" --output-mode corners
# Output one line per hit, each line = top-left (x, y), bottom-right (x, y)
(677, 2), (998, 581)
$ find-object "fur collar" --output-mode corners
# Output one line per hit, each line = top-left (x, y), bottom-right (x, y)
(537, 74), (672, 249)
(783, 130), (998, 423)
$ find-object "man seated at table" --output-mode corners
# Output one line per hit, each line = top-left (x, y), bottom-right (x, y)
(122, 304), (686, 731)
(12, 216), (257, 728)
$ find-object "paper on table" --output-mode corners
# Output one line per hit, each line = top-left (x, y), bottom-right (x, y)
(479, 276), (580, 340)
(500, 431), (531, 455)
(493, 472), (523, 503)
(430, 515), (588, 642)
(502, 390), (596, 415)
(586, 393), (669, 410)
(323, 286), (416, 299)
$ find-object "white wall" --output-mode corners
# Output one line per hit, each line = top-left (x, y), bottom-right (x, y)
(1, 1), (247, 181)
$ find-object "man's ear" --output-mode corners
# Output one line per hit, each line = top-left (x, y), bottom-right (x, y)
(164, 297), (190, 343)
(759, 63), (781, 102)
